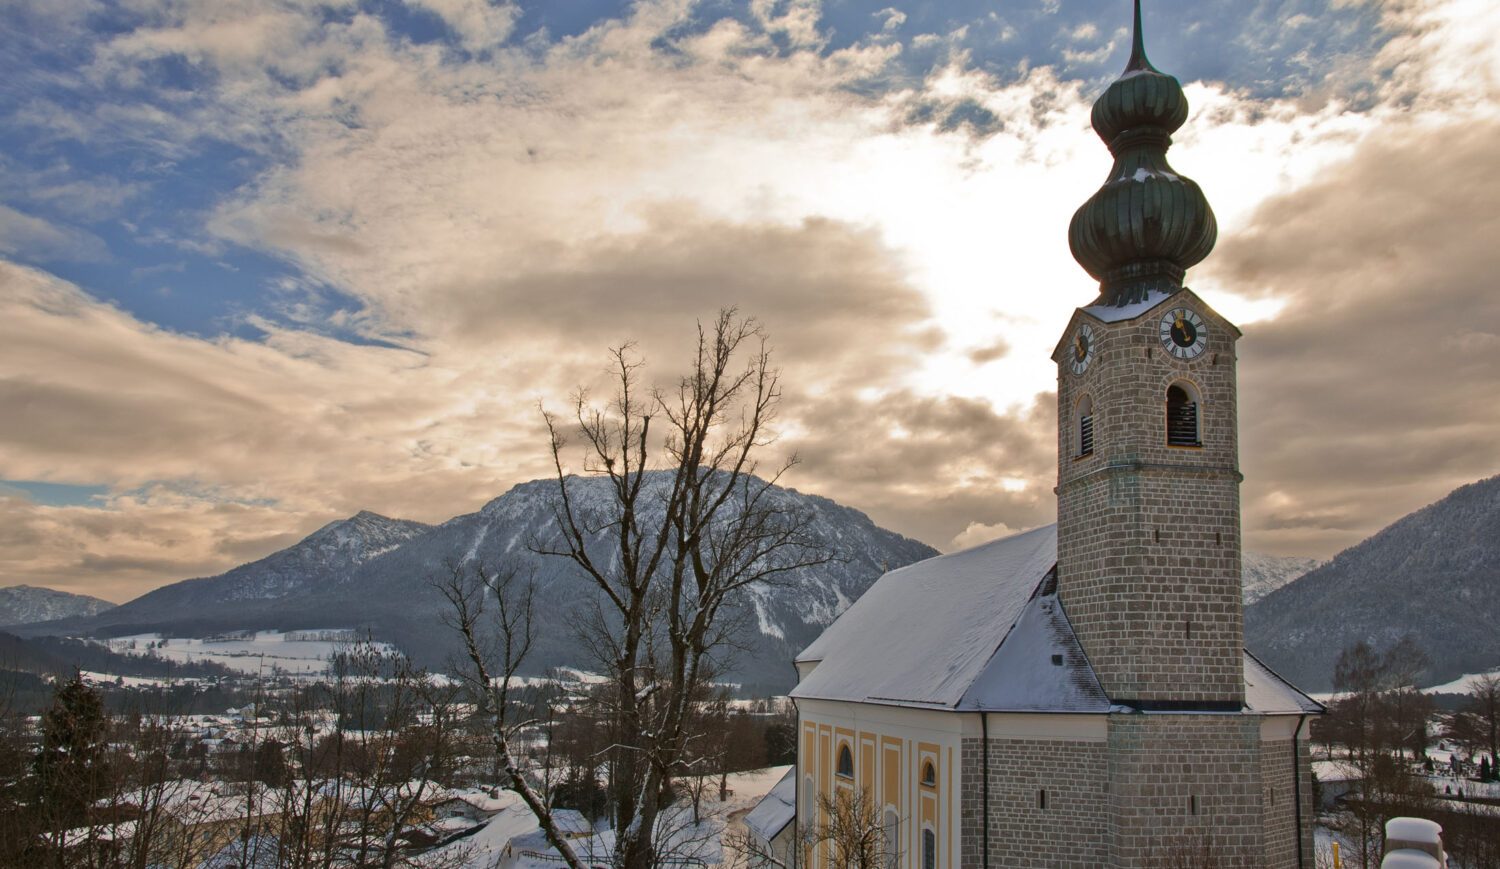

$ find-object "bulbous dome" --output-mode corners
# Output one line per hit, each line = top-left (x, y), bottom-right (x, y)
(1090, 64), (1188, 145)
(1068, 1), (1216, 306)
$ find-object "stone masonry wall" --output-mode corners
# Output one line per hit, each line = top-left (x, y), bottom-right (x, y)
(1107, 713), (1267, 866)
(1054, 293), (1245, 704)
(1260, 736), (1318, 868)
(959, 736), (1109, 869)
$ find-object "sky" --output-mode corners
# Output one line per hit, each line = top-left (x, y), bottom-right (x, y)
(1, 0), (1498, 603)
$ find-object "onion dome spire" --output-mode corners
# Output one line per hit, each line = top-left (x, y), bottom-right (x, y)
(1068, 0), (1217, 306)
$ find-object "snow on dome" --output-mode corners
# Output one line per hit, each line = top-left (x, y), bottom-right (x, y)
(1386, 817), (1443, 843)
(1378, 852), (1441, 869)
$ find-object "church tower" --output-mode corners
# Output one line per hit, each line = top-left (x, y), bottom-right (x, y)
(1053, 0), (1243, 709)
(786, 6), (1319, 868)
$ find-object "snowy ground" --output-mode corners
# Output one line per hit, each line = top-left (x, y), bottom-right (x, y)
(1307, 667), (1500, 705)
(79, 670), (186, 688)
(423, 766), (792, 869)
(1423, 668), (1500, 696)
(104, 630), (388, 676)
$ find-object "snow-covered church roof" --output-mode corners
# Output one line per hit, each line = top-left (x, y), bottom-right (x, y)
(791, 524), (1320, 715)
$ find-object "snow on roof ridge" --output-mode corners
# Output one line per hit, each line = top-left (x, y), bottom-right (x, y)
(792, 525), (1060, 709)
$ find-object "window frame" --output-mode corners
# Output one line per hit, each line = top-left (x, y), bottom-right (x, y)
(1165, 381), (1203, 448)
(1075, 393), (1095, 458)
(836, 744), (854, 780)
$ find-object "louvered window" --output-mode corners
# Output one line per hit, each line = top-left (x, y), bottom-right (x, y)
(1166, 385), (1200, 447)
(1076, 395), (1094, 457)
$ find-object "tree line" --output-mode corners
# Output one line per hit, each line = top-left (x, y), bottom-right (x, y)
(1312, 637), (1500, 868)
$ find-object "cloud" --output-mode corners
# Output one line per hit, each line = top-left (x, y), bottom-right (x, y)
(1, 0), (1498, 602)
(782, 389), (1056, 548)
(409, 0), (519, 52)
(1213, 114), (1500, 556)
(0, 204), (110, 262)
(950, 520), (1028, 550)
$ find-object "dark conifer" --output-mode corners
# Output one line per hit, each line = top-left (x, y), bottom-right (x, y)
(32, 672), (111, 829)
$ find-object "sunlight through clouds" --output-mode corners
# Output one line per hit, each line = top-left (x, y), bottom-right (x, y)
(1, 0), (1498, 597)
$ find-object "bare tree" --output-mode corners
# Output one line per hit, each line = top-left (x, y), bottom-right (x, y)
(731, 786), (890, 869)
(435, 558), (586, 869)
(538, 310), (829, 869)
(1467, 672), (1500, 766)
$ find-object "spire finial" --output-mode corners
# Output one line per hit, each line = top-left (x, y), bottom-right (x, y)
(1067, 0), (1217, 305)
(1126, 0), (1153, 72)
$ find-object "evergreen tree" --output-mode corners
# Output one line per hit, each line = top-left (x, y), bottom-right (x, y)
(1481, 756), (1491, 782)
(32, 673), (111, 830)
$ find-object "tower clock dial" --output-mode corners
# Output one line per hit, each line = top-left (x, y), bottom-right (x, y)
(1070, 322), (1095, 375)
(1159, 307), (1208, 360)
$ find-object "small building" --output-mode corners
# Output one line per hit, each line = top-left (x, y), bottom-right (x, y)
(743, 767), (796, 868)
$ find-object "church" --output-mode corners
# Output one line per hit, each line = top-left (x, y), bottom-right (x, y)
(747, 3), (1324, 867)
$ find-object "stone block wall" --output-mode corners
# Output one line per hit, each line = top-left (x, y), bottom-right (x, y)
(1106, 713), (1267, 866)
(959, 736), (1109, 869)
(1258, 736), (1317, 869)
(1053, 292), (1245, 704)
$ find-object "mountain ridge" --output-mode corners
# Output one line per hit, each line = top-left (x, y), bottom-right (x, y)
(1246, 473), (1500, 692)
(25, 475), (937, 694)
(0, 585), (116, 627)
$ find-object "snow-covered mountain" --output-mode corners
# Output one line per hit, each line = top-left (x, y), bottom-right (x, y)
(29, 476), (936, 693)
(1240, 551), (1322, 605)
(0, 585), (115, 626)
(1247, 473), (1500, 692)
(38, 511), (434, 632)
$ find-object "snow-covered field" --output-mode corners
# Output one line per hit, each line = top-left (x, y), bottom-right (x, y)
(423, 766), (792, 869)
(1423, 668), (1500, 695)
(79, 670), (181, 688)
(105, 630), (382, 676)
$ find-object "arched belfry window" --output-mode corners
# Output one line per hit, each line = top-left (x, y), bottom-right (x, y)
(1076, 394), (1095, 457)
(920, 761), (936, 787)
(1166, 383), (1201, 447)
(836, 744), (854, 779)
(921, 829), (936, 869)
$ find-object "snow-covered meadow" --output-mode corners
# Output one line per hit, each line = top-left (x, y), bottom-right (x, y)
(104, 630), (382, 677)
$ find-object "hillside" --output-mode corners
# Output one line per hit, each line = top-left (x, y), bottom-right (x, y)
(26, 475), (937, 694)
(0, 585), (116, 626)
(1240, 552), (1322, 605)
(1246, 474), (1500, 692)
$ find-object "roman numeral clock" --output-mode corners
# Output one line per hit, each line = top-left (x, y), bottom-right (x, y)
(1159, 306), (1207, 359)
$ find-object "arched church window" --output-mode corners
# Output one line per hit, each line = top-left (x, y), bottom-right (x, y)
(1076, 394), (1095, 457)
(921, 829), (936, 869)
(1165, 383), (1201, 447)
(883, 808), (900, 869)
(920, 761), (936, 787)
(836, 745), (854, 779)
(803, 776), (815, 829)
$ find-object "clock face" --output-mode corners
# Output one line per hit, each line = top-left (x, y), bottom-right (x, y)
(1159, 307), (1208, 360)
(1070, 323), (1095, 375)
